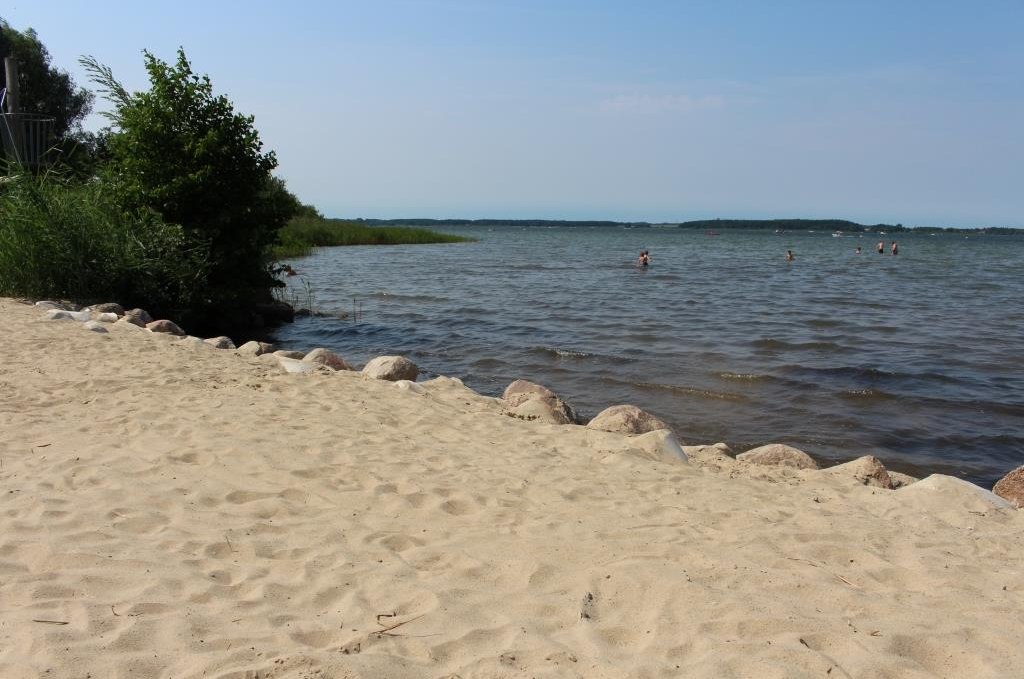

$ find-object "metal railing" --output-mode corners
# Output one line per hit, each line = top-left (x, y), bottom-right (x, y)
(1, 112), (57, 168)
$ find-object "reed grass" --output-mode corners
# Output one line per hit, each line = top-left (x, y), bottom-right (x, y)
(274, 216), (471, 259)
(0, 169), (207, 311)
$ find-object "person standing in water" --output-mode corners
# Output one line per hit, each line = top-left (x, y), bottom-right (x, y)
(891, 241), (898, 255)
(877, 241), (885, 254)
(637, 250), (651, 267)
(786, 250), (795, 262)
(855, 246), (862, 255)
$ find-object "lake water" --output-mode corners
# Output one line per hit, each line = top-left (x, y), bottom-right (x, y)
(273, 226), (1024, 486)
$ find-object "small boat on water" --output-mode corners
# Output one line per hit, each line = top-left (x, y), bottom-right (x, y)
(832, 231), (843, 237)
(707, 230), (720, 236)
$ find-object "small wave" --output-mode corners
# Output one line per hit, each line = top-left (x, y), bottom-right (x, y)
(367, 292), (449, 303)
(751, 338), (841, 351)
(635, 382), (747, 402)
(531, 345), (595, 359)
(806, 318), (843, 328)
(718, 372), (773, 382)
(840, 388), (898, 401)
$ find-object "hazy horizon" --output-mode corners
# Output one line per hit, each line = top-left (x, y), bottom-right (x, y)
(6, 1), (1022, 227)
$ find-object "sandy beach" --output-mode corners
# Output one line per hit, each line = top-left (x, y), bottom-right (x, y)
(1, 297), (1022, 679)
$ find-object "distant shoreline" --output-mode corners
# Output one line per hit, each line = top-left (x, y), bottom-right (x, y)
(344, 217), (1023, 235)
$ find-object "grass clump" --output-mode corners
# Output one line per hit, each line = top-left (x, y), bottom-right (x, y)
(0, 169), (207, 312)
(274, 216), (471, 258)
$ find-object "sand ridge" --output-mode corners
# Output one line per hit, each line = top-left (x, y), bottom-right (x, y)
(1, 298), (1022, 678)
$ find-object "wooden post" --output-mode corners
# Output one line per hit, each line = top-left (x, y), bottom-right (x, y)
(3, 57), (18, 114)
(3, 56), (23, 163)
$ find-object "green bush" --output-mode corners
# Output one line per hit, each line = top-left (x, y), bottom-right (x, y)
(0, 169), (207, 313)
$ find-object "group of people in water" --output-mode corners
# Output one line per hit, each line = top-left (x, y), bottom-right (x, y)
(638, 240), (900, 267)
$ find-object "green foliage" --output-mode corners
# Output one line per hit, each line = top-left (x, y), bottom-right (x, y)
(0, 167), (207, 312)
(81, 48), (295, 316)
(274, 216), (471, 259)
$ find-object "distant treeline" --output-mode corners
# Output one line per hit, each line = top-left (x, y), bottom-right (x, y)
(349, 217), (1023, 234)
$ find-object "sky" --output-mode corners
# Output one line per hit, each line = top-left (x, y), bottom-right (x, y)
(5, 1), (1023, 226)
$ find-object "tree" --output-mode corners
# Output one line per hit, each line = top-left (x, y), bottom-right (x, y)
(0, 19), (93, 143)
(81, 48), (295, 323)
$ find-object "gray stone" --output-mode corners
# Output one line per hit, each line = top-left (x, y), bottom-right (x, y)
(362, 355), (419, 381)
(146, 319), (186, 336)
(825, 455), (893, 489)
(236, 340), (277, 357)
(91, 312), (119, 323)
(509, 395), (576, 425)
(898, 474), (1012, 511)
(82, 320), (109, 333)
(273, 349), (306, 360)
(89, 302), (124, 316)
(888, 471), (919, 489)
(737, 444), (819, 470)
(123, 308), (154, 326)
(586, 404), (669, 435)
(502, 379), (559, 407)
(993, 465), (1024, 509)
(45, 308), (90, 322)
(203, 336), (236, 350)
(302, 347), (351, 371)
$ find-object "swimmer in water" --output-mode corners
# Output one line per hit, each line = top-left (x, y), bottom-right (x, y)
(637, 250), (650, 267)
(877, 241), (884, 254)
(855, 246), (862, 255)
(786, 250), (795, 262)
(891, 241), (898, 255)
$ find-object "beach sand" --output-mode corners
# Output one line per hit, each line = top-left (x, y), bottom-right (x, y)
(1, 297), (1022, 678)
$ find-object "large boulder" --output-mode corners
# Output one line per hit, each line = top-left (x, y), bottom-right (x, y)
(898, 474), (1012, 512)
(993, 465), (1024, 509)
(89, 302), (124, 316)
(824, 455), (893, 489)
(586, 404), (669, 435)
(236, 340), (277, 357)
(509, 395), (576, 425)
(146, 319), (186, 336)
(203, 336), (236, 350)
(35, 301), (69, 311)
(362, 355), (419, 381)
(737, 444), (819, 470)
(503, 379), (559, 407)
(302, 347), (351, 371)
(502, 379), (579, 423)
(123, 308), (154, 327)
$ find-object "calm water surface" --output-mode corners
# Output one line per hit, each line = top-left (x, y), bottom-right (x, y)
(273, 227), (1024, 486)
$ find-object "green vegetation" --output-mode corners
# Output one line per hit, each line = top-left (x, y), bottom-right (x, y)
(0, 168), (206, 308)
(275, 216), (471, 259)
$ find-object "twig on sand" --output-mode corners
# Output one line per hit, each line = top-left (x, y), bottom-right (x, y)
(373, 613), (425, 637)
(225, 534), (235, 553)
(32, 619), (69, 625)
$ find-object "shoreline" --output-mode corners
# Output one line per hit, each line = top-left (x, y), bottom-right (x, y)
(3, 296), (1023, 677)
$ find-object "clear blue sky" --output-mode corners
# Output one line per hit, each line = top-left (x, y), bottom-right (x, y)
(7, 1), (1023, 226)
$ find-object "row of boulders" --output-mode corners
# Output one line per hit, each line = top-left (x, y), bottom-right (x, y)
(495, 378), (1023, 507)
(36, 300), (421, 383)
(36, 300), (1023, 508)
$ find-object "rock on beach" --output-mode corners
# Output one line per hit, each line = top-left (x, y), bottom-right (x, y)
(88, 302), (124, 316)
(737, 444), (819, 470)
(502, 379), (579, 424)
(203, 336), (236, 350)
(236, 340), (277, 357)
(146, 319), (186, 336)
(993, 465), (1024, 508)
(123, 308), (153, 327)
(586, 404), (669, 435)
(824, 455), (893, 489)
(362, 355), (419, 381)
(302, 347), (351, 371)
